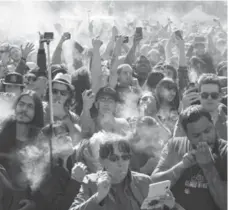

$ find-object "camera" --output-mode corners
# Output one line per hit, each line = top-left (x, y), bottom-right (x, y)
(43, 32), (54, 41)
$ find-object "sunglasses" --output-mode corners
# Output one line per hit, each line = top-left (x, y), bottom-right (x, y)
(98, 97), (115, 103)
(201, 92), (220, 100)
(108, 154), (131, 162)
(52, 88), (68, 96)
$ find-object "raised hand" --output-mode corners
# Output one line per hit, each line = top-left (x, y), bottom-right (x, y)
(182, 88), (200, 110)
(92, 38), (103, 50)
(60, 32), (71, 42)
(21, 43), (35, 60)
(82, 89), (95, 110)
(195, 142), (215, 166)
(95, 171), (112, 203)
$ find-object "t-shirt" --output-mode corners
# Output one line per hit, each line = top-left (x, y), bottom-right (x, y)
(155, 137), (227, 210)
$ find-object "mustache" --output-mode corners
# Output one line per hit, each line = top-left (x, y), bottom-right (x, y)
(17, 111), (29, 117)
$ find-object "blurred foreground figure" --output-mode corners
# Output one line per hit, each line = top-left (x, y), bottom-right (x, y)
(152, 105), (227, 210)
(0, 90), (44, 210)
(70, 132), (184, 210)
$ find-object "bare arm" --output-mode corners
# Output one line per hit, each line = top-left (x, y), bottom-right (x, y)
(124, 34), (141, 66)
(165, 37), (173, 64)
(152, 161), (186, 187)
(109, 36), (123, 88)
(201, 163), (227, 210)
(91, 39), (102, 94)
(151, 140), (195, 187)
(52, 33), (71, 65)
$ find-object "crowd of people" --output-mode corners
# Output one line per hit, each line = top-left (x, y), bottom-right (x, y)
(0, 3), (227, 210)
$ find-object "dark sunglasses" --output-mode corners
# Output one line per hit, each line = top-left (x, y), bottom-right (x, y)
(52, 88), (68, 96)
(201, 92), (220, 100)
(108, 153), (131, 162)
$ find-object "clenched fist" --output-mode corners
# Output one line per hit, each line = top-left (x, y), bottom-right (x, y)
(95, 171), (112, 203)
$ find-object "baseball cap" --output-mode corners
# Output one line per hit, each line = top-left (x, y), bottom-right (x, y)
(95, 87), (118, 102)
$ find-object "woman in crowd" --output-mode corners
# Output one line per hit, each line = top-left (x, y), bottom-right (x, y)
(155, 78), (180, 133)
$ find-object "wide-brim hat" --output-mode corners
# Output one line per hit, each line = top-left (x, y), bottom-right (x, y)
(52, 73), (74, 91)
(3, 72), (24, 87)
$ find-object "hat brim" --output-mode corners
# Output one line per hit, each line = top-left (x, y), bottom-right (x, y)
(52, 80), (74, 91)
(3, 82), (24, 87)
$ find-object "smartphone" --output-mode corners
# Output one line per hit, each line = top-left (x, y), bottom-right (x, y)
(175, 30), (183, 40)
(44, 32), (54, 41)
(148, 180), (171, 198)
(74, 41), (84, 54)
(136, 27), (143, 39)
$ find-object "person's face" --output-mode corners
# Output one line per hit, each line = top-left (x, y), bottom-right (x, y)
(101, 143), (130, 184)
(139, 94), (157, 116)
(200, 84), (221, 112)
(97, 95), (116, 115)
(52, 83), (69, 105)
(135, 56), (151, 80)
(15, 95), (35, 123)
(5, 84), (22, 96)
(160, 86), (176, 102)
(118, 66), (133, 87)
(186, 116), (216, 149)
(10, 47), (22, 62)
(194, 43), (206, 56)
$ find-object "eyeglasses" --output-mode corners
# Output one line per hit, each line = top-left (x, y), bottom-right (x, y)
(98, 97), (115, 103)
(200, 92), (220, 100)
(52, 88), (68, 96)
(108, 154), (131, 162)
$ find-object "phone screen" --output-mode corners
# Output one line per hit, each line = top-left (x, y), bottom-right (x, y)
(136, 27), (143, 39)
